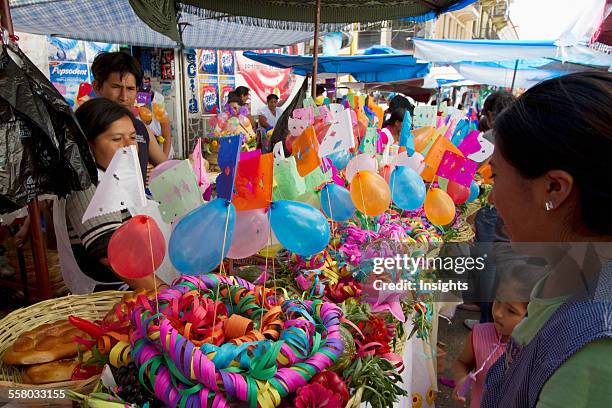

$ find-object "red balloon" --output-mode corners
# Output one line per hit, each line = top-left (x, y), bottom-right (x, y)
(108, 215), (166, 279)
(446, 181), (470, 204)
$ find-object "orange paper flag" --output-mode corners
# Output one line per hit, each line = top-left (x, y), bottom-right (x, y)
(292, 126), (321, 177)
(413, 126), (436, 153)
(422, 136), (463, 182)
(233, 153), (273, 211)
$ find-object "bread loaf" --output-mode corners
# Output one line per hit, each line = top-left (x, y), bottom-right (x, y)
(22, 359), (80, 384)
(2, 320), (87, 365)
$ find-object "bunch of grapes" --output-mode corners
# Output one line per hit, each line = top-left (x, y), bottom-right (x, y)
(113, 362), (164, 408)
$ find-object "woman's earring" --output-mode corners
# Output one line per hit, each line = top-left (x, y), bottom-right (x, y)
(545, 201), (554, 211)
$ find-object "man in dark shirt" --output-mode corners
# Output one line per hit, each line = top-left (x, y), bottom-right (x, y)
(91, 52), (167, 180)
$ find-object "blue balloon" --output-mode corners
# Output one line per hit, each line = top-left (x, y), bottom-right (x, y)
(169, 198), (236, 275)
(325, 149), (352, 170)
(467, 181), (480, 203)
(389, 166), (426, 210)
(321, 184), (355, 222)
(270, 200), (330, 257)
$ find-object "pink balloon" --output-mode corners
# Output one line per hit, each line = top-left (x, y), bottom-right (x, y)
(149, 160), (182, 182)
(227, 209), (270, 259)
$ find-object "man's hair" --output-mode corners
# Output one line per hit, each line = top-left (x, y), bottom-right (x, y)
(227, 93), (242, 105)
(75, 98), (136, 142)
(91, 51), (143, 87)
(266, 94), (279, 102)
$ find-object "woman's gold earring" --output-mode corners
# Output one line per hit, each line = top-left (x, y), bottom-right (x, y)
(545, 201), (554, 211)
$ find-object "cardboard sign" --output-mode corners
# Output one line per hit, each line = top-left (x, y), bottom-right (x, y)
(215, 135), (241, 200)
(233, 152), (273, 211)
(292, 126), (321, 177)
(413, 105), (437, 128)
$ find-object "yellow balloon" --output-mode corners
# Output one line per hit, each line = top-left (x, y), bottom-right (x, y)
(424, 188), (456, 225)
(350, 170), (391, 216)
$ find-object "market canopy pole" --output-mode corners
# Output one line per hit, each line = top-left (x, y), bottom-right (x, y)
(311, 0), (321, 98)
(510, 59), (519, 91)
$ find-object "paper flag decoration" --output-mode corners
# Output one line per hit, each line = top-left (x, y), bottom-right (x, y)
(458, 130), (482, 156)
(233, 152), (273, 211)
(329, 103), (344, 117)
(304, 166), (331, 191)
(302, 96), (320, 116)
(192, 138), (210, 194)
(392, 151), (426, 174)
(451, 119), (470, 147)
(292, 107), (315, 124)
(439, 101), (448, 117)
(272, 141), (285, 163)
(423, 135), (463, 174)
(467, 133), (495, 163)
(345, 153), (378, 183)
(318, 108), (355, 158)
(318, 105), (333, 123)
(292, 126), (321, 177)
(149, 160), (204, 224)
(398, 110), (415, 155)
(436, 150), (478, 187)
(215, 135), (241, 200)
(272, 156), (306, 200)
(288, 117), (310, 136)
(83, 145), (146, 223)
(413, 105), (437, 128)
(359, 127), (378, 154)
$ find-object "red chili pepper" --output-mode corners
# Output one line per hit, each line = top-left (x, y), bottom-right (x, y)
(68, 316), (105, 338)
(310, 371), (349, 405)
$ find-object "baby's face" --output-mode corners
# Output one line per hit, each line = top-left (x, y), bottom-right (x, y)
(492, 301), (528, 337)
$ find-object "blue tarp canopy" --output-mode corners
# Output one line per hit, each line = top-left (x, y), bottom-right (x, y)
(242, 49), (431, 82)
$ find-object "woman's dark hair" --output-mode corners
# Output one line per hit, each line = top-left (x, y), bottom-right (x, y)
(234, 86), (250, 97)
(494, 71), (612, 236)
(482, 91), (516, 120)
(227, 93), (242, 105)
(75, 98), (136, 142)
(383, 107), (407, 127)
(316, 84), (326, 97)
(266, 94), (279, 102)
(91, 51), (143, 87)
(388, 95), (414, 116)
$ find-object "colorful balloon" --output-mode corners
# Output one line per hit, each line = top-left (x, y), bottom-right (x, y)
(389, 166), (426, 210)
(467, 180), (480, 203)
(424, 188), (456, 226)
(321, 184), (355, 222)
(169, 198), (236, 274)
(227, 209), (269, 259)
(447, 181), (470, 204)
(108, 215), (165, 279)
(138, 106), (153, 124)
(350, 170), (391, 216)
(270, 200), (330, 256)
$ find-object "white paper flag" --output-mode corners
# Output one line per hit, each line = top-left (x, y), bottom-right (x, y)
(318, 108), (355, 157)
(82, 145), (146, 223)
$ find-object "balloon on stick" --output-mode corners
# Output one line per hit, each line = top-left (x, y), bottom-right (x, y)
(350, 170), (391, 216)
(424, 188), (456, 226)
(321, 184), (355, 222)
(169, 198), (236, 275)
(227, 209), (269, 259)
(467, 180), (480, 203)
(270, 200), (330, 257)
(389, 166), (426, 210)
(108, 215), (165, 279)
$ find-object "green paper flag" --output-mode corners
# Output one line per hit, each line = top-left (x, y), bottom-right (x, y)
(438, 176), (449, 191)
(272, 156), (306, 200)
(304, 166), (330, 191)
(303, 96), (320, 116)
(359, 127), (378, 154)
(149, 160), (204, 224)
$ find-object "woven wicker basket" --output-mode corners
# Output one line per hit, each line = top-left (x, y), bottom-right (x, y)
(0, 291), (126, 406)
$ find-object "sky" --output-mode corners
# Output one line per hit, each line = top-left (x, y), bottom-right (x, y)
(509, 0), (601, 40)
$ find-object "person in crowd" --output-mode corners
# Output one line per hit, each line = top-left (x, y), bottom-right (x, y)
(385, 94), (414, 119)
(481, 71), (612, 408)
(226, 93), (242, 117)
(380, 107), (406, 145)
(58, 98), (167, 292)
(91, 51), (166, 183)
(453, 265), (540, 407)
(233, 86), (255, 127)
(463, 91), (518, 329)
(315, 84), (326, 105)
(258, 94), (282, 131)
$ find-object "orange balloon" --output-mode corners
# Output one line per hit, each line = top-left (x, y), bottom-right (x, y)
(152, 103), (166, 120)
(138, 106), (153, 124)
(350, 170), (391, 216)
(424, 188), (456, 226)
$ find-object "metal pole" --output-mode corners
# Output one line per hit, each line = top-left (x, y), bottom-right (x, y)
(311, 0), (321, 98)
(510, 59), (519, 92)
